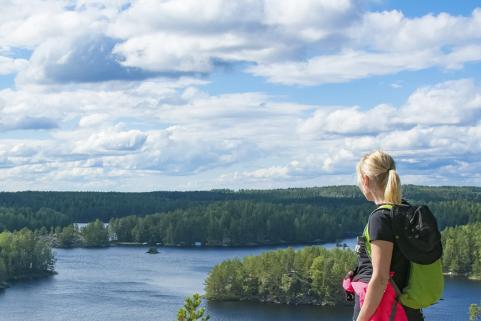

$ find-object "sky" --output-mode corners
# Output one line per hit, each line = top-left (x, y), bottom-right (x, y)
(1, 0), (481, 191)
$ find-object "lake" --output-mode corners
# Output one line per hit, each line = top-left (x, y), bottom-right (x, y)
(0, 239), (479, 321)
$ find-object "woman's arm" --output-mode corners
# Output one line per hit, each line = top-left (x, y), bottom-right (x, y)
(356, 240), (393, 321)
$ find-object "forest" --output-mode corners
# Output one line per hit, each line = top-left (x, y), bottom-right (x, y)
(1, 185), (481, 248)
(0, 228), (56, 289)
(442, 222), (481, 279)
(0, 185), (480, 224)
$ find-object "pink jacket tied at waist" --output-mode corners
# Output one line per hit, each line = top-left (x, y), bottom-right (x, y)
(343, 272), (408, 321)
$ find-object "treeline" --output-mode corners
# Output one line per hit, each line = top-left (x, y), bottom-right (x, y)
(0, 187), (368, 222)
(2, 185), (480, 223)
(204, 246), (356, 305)
(108, 201), (371, 246)
(0, 228), (55, 289)
(442, 222), (481, 279)
(0, 186), (480, 248)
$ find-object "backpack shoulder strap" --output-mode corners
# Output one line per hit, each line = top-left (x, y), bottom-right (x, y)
(364, 204), (394, 257)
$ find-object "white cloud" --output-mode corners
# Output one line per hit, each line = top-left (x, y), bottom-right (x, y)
(1, 1), (481, 85)
(0, 55), (28, 75)
(243, 166), (290, 179)
(353, 9), (481, 52)
(299, 104), (396, 135)
(247, 8), (481, 85)
(299, 79), (481, 138)
(400, 79), (481, 126)
(248, 46), (481, 85)
(78, 114), (110, 128)
(0, 78), (480, 189)
(105, 0), (361, 77)
(0, 1), (112, 49)
(73, 127), (147, 153)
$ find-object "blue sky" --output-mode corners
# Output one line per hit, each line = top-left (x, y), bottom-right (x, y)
(1, 0), (481, 191)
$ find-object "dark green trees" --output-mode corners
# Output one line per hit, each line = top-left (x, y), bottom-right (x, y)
(204, 246), (356, 306)
(442, 222), (481, 279)
(0, 207), (69, 232)
(107, 201), (370, 247)
(81, 220), (109, 247)
(55, 225), (82, 248)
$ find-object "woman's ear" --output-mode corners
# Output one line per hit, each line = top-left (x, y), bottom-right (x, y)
(362, 174), (370, 190)
(361, 174), (374, 201)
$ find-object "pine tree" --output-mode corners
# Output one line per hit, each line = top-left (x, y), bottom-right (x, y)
(175, 294), (210, 321)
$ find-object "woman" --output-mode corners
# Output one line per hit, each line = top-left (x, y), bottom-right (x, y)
(350, 150), (424, 321)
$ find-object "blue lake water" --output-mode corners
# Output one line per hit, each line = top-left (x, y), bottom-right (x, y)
(0, 239), (479, 321)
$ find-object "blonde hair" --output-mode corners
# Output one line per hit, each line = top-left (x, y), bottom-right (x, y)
(356, 150), (401, 205)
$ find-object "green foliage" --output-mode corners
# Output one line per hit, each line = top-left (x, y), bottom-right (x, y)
(56, 225), (82, 248)
(442, 222), (481, 279)
(175, 293), (210, 321)
(81, 220), (109, 247)
(0, 207), (69, 232)
(470, 301), (481, 321)
(0, 228), (55, 284)
(108, 201), (371, 246)
(204, 246), (356, 306)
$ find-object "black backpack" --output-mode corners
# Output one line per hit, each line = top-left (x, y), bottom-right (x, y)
(390, 203), (443, 264)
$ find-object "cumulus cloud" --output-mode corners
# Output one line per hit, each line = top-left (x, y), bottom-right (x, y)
(250, 8), (481, 85)
(400, 79), (481, 126)
(16, 35), (166, 85)
(107, 0), (362, 79)
(298, 104), (397, 136)
(73, 127), (147, 154)
(2, 1), (481, 85)
(0, 77), (480, 189)
(299, 79), (481, 137)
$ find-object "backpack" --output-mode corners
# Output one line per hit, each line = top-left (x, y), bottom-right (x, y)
(364, 203), (444, 309)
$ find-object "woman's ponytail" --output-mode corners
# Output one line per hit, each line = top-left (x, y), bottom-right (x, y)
(384, 169), (401, 204)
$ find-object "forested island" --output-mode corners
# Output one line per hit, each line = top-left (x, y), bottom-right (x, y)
(0, 228), (55, 290)
(205, 246), (356, 305)
(204, 221), (481, 306)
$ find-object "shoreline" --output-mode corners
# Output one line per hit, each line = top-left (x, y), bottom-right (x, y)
(443, 272), (481, 281)
(1, 271), (57, 290)
(53, 237), (356, 250)
(113, 239), (352, 248)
